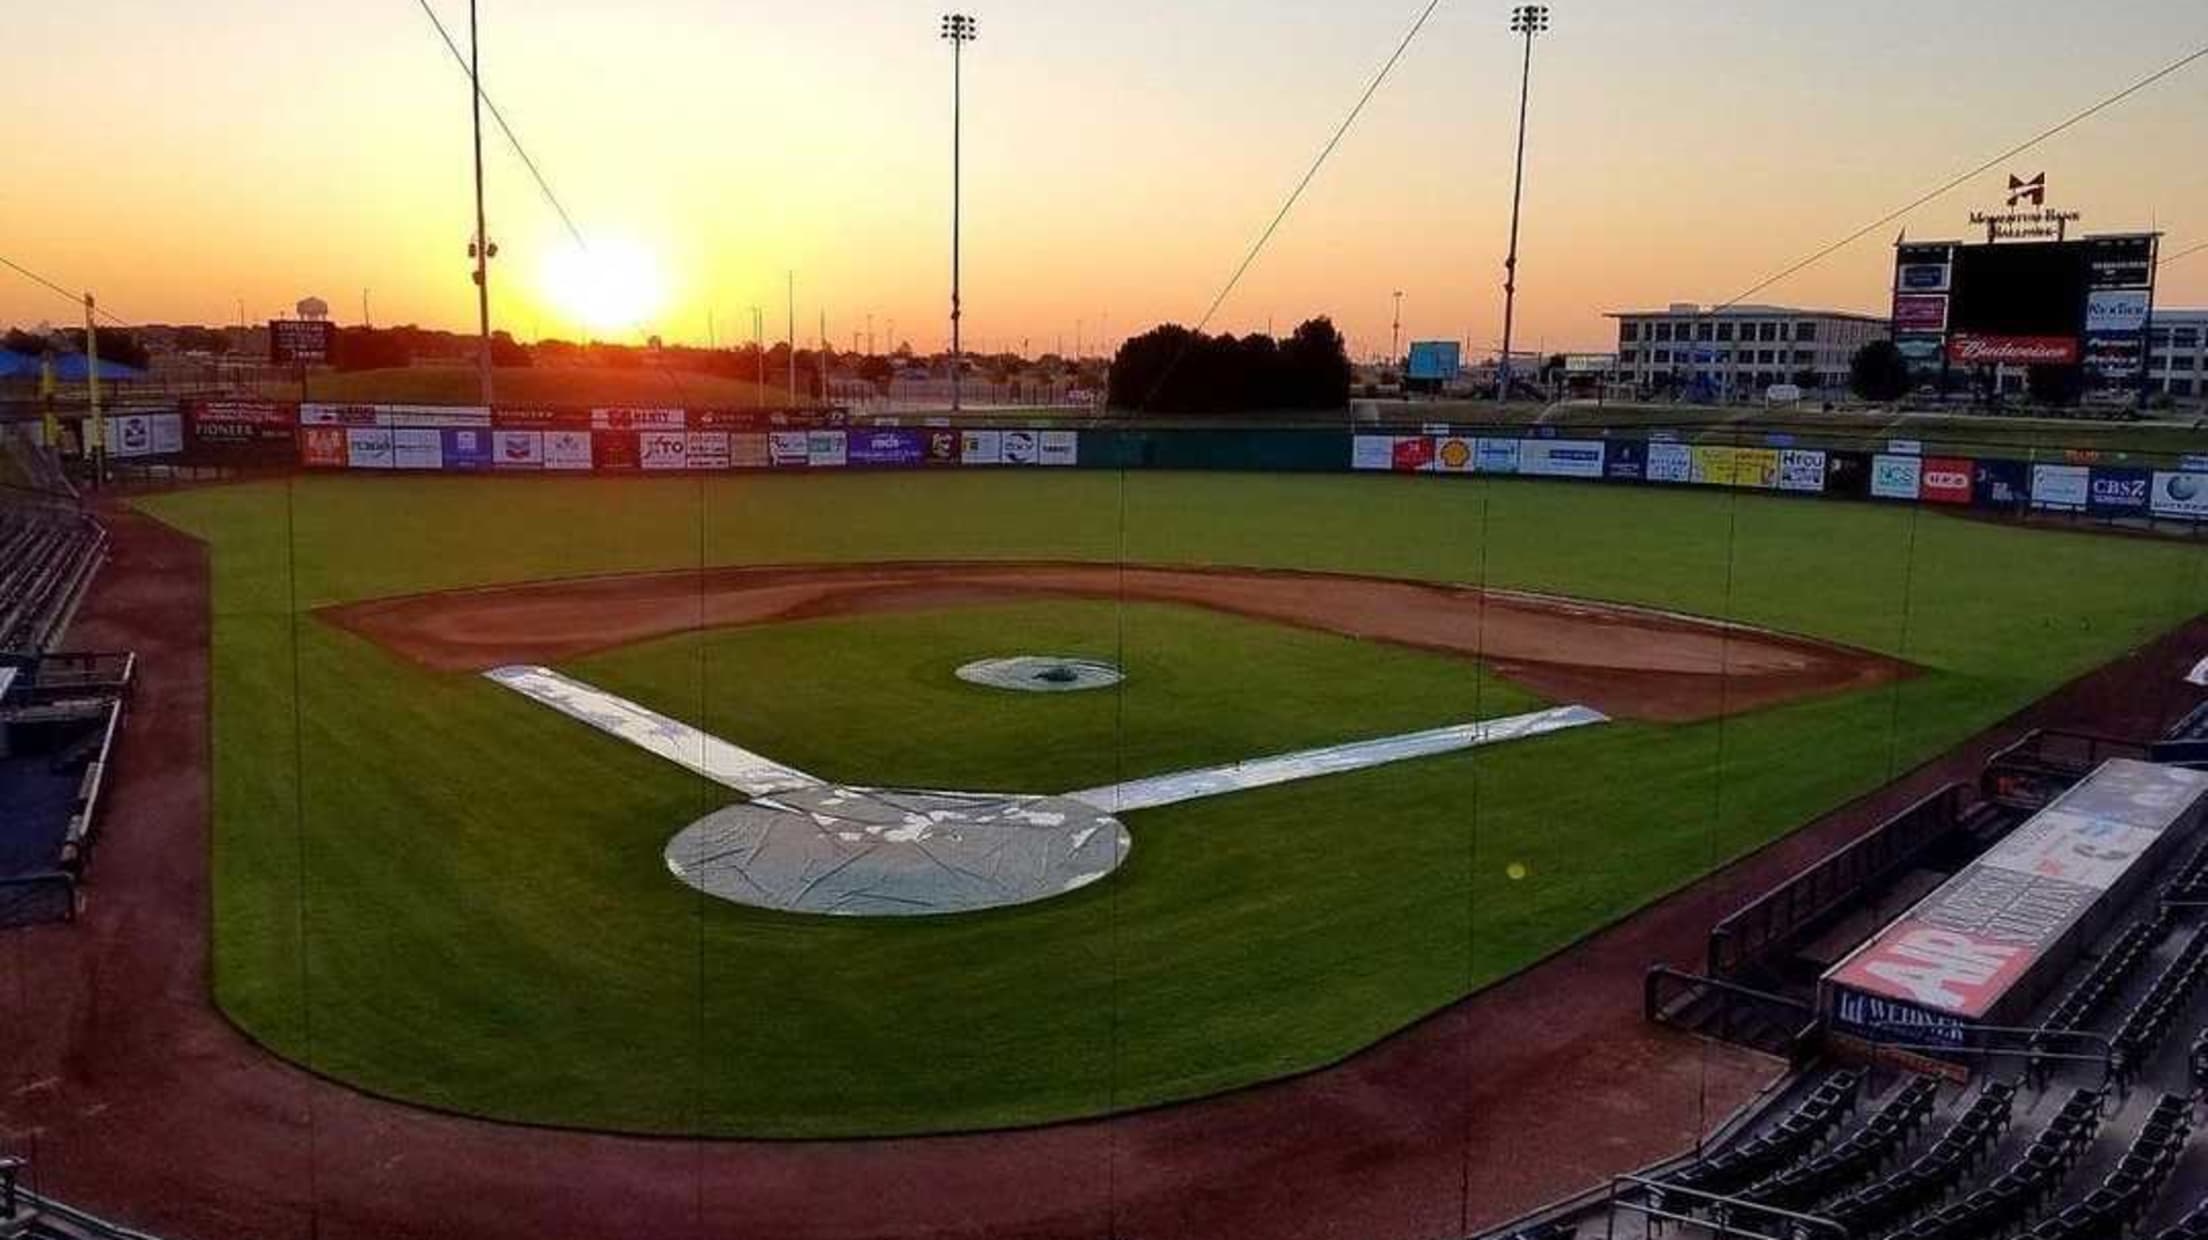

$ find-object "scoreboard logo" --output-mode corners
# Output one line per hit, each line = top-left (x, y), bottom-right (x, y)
(1948, 334), (2079, 366)
(2006, 172), (2046, 208)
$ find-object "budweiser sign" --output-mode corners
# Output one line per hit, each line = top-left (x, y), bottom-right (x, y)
(1948, 334), (2079, 365)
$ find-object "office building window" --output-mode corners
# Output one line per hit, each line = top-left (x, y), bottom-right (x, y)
(1795, 321), (1818, 342)
(1619, 323), (1639, 342)
(1695, 322), (1713, 341)
(1717, 322), (1735, 342)
(2176, 356), (2199, 371)
(1655, 323), (1674, 341)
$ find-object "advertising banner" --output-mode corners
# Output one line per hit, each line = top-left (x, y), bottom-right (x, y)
(1778, 449), (1827, 493)
(1737, 447), (1781, 489)
(492, 408), (591, 430)
(189, 400), (295, 444)
(1919, 457), (1974, 506)
(442, 428), (493, 471)
(1432, 435), (1477, 474)
(591, 407), (686, 431)
(1474, 438), (1521, 475)
(1895, 336), (1946, 366)
(925, 430), (961, 466)
(1973, 459), (2029, 509)
(1689, 445), (1738, 487)
(1352, 435), (1393, 471)
(1520, 440), (1605, 479)
(1000, 430), (1041, 465)
(1897, 263), (1952, 292)
(1392, 436), (1435, 473)
(383, 405), (492, 429)
(301, 403), (387, 428)
(806, 431), (848, 468)
(1039, 430), (1079, 467)
(1825, 451), (1871, 498)
(1605, 439), (1646, 482)
(1871, 454), (1923, 501)
(685, 432), (731, 471)
(300, 426), (346, 469)
(544, 429), (593, 471)
(2152, 472), (2208, 521)
(1948, 334), (2080, 366)
(639, 430), (691, 471)
(1406, 341), (1461, 381)
(769, 431), (811, 467)
(269, 318), (335, 365)
(103, 413), (182, 459)
(961, 430), (1003, 465)
(1892, 294), (1950, 332)
(593, 430), (641, 472)
(849, 429), (926, 468)
(391, 427), (445, 471)
(2085, 290), (2151, 335)
(492, 430), (544, 470)
(2031, 464), (2090, 511)
(1647, 441), (1693, 484)
(729, 434), (771, 469)
(2084, 334), (2145, 377)
(345, 427), (395, 470)
(2088, 467), (2151, 517)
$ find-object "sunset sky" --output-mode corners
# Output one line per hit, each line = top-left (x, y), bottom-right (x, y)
(4, 0), (2206, 357)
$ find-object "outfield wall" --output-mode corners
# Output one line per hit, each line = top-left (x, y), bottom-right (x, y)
(115, 400), (2208, 523)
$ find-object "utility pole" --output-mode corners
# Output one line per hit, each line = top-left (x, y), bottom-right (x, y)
(467, 0), (497, 407)
(1497, 4), (1549, 405)
(751, 306), (764, 408)
(1391, 290), (1403, 368)
(786, 272), (797, 405)
(84, 294), (105, 488)
(941, 13), (977, 412)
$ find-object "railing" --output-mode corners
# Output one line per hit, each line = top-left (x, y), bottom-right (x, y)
(1707, 783), (1974, 981)
(1847, 1020), (2117, 1090)
(1980, 729), (2147, 813)
(1604, 1171), (1848, 1240)
(1646, 966), (1821, 1061)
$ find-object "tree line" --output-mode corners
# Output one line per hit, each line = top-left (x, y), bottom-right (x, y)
(1106, 318), (1352, 413)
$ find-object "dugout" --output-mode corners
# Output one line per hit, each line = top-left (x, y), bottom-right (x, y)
(1820, 758), (2208, 1074)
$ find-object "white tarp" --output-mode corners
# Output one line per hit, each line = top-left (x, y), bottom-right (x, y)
(484, 665), (820, 797)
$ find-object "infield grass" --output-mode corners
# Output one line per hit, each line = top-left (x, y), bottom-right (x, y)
(138, 470), (2208, 1135)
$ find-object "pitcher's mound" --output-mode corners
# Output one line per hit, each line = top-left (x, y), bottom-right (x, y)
(957, 655), (1124, 693)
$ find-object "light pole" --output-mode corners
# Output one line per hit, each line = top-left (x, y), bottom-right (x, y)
(1391, 290), (1404, 370)
(467, 0), (497, 407)
(941, 13), (977, 413)
(1497, 3), (1549, 406)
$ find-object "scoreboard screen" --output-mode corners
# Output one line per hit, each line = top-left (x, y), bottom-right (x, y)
(1948, 242), (2089, 338)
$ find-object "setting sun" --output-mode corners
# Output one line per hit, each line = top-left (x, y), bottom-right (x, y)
(537, 239), (668, 337)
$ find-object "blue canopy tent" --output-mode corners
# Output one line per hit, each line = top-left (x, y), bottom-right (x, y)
(0, 351), (148, 382)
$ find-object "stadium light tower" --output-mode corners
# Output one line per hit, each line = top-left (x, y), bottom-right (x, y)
(466, 0), (497, 407)
(941, 13), (977, 413)
(1497, 3), (1549, 406)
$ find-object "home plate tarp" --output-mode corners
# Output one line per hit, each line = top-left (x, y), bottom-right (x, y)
(487, 665), (1606, 917)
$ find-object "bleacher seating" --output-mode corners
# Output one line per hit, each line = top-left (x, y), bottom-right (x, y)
(1742, 1076), (1940, 1212)
(2112, 924), (2208, 1083)
(1811, 1082), (2017, 1239)
(2030, 1094), (2190, 1240)
(1665, 1071), (1862, 1200)
(1883, 1088), (2105, 1240)
(0, 503), (104, 653)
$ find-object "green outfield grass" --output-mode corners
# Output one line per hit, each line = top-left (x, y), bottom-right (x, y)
(138, 470), (2208, 1136)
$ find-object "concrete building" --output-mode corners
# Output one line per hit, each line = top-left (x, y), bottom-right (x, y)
(2149, 310), (2207, 407)
(1608, 303), (1888, 398)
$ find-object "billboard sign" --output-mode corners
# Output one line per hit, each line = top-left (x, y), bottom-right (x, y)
(1604, 439), (1646, 481)
(1919, 457), (1974, 505)
(849, 429), (926, 468)
(1892, 294), (1949, 332)
(1778, 449), (1827, 493)
(1973, 459), (2029, 508)
(544, 429), (593, 471)
(2085, 289), (2151, 334)
(492, 430), (544, 470)
(639, 430), (690, 471)
(806, 431), (848, 468)
(768, 431), (811, 467)
(593, 431), (640, 471)
(2031, 464), (2090, 511)
(442, 428), (493, 471)
(960, 430), (1002, 465)
(1871, 454), (1923, 500)
(591, 407), (686, 431)
(2153, 471), (2208, 521)
(1646, 441), (1692, 484)
(1898, 263), (1952, 292)
(2088, 467), (2150, 517)
(390, 427), (444, 470)
(1432, 435), (1477, 474)
(1474, 438), (1520, 475)
(345, 427), (395, 470)
(1406, 341), (1462, 382)
(189, 401), (296, 444)
(1948, 334), (2079, 365)
(685, 432), (731, 471)
(1392, 436), (1436, 473)
(300, 403), (386, 428)
(1352, 435), (1393, 472)
(1520, 440), (1605, 479)
(1039, 430), (1079, 466)
(269, 319), (336, 365)
(729, 434), (770, 469)
(1001, 430), (1040, 465)
(2084, 334), (2145, 376)
(299, 426), (346, 469)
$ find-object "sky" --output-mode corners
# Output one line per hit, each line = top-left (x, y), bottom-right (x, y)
(3, 0), (2206, 357)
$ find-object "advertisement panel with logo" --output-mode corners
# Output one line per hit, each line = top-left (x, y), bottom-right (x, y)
(1778, 449), (1827, 493)
(1646, 441), (1692, 484)
(637, 430), (689, 471)
(1352, 435), (1393, 471)
(2152, 472), (2208, 521)
(849, 429), (925, 468)
(383, 405), (492, 429)
(590, 407), (686, 431)
(1605, 439), (1646, 482)
(1973, 459), (2029, 509)
(301, 403), (387, 428)
(543, 429), (593, 471)
(442, 428), (493, 471)
(2032, 464), (2090, 511)
(1825, 451), (1871, 498)
(1892, 294), (1949, 332)
(926, 430), (961, 466)
(189, 400), (295, 445)
(1429, 435), (1476, 474)
(729, 434), (770, 469)
(492, 430), (544, 470)
(2084, 334), (2145, 378)
(1521, 440), (1605, 479)
(1870, 454), (1922, 501)
(1735, 447), (1781, 489)
(1000, 430), (1040, 465)
(1039, 430), (1079, 466)
(768, 431), (811, 468)
(1919, 457), (1973, 505)
(961, 430), (1003, 465)
(345, 427), (396, 470)
(391, 427), (444, 471)
(1392, 436), (1435, 473)
(102, 414), (165, 459)
(492, 408), (591, 430)
(1948, 334), (2080, 366)
(685, 432), (731, 470)
(2088, 467), (2150, 517)
(300, 426), (347, 469)
(2085, 289), (2151, 335)
(593, 430), (641, 471)
(1474, 438), (1520, 475)
(807, 430), (848, 468)
(1689, 445), (1738, 488)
